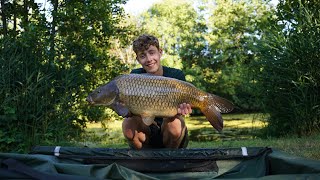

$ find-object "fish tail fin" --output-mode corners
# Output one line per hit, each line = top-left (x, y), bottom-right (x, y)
(200, 104), (224, 132)
(200, 94), (234, 132)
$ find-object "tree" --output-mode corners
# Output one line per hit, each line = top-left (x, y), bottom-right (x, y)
(0, 0), (129, 152)
(137, 0), (201, 69)
(256, 0), (320, 136)
(181, 0), (273, 110)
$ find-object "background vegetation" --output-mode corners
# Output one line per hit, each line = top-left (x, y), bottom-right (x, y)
(0, 0), (319, 152)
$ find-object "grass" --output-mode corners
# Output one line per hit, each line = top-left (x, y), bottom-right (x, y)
(81, 113), (320, 160)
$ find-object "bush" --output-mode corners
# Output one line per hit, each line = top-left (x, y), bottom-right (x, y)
(257, 2), (320, 136)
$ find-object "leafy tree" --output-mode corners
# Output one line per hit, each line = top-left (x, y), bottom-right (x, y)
(51, 0), (129, 126)
(182, 0), (274, 111)
(137, 0), (200, 70)
(0, 0), (129, 152)
(107, 14), (142, 68)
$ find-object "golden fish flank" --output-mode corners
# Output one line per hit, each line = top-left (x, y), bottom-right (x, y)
(86, 74), (234, 132)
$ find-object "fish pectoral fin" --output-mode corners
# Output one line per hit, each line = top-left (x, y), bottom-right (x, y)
(141, 116), (155, 126)
(110, 102), (130, 117)
(201, 105), (223, 132)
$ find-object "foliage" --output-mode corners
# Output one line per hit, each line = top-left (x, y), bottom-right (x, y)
(198, 0), (274, 111)
(256, 0), (320, 136)
(107, 14), (142, 68)
(137, 0), (199, 70)
(0, 0), (129, 152)
(51, 0), (129, 126)
(0, 38), (52, 152)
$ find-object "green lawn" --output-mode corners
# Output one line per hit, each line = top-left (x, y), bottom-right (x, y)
(81, 113), (320, 160)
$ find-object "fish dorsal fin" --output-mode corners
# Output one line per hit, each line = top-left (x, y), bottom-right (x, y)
(209, 94), (234, 113)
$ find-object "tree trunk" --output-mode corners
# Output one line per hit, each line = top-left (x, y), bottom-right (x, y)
(23, 0), (28, 29)
(1, 0), (7, 36)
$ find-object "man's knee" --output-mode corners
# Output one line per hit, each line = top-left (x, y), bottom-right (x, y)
(163, 117), (186, 139)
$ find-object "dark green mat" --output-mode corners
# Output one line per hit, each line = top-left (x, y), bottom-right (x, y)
(0, 146), (319, 179)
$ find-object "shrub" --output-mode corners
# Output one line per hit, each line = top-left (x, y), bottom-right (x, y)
(257, 2), (320, 136)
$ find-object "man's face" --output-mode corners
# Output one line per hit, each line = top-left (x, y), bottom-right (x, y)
(136, 45), (162, 74)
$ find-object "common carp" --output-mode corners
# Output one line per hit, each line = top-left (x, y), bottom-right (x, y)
(86, 74), (234, 132)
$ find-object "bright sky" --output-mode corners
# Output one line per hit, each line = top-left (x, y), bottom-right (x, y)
(123, 0), (159, 15)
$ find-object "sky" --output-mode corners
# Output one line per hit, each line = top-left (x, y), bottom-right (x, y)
(123, 0), (159, 15)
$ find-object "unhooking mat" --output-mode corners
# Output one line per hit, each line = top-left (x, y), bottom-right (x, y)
(1, 146), (320, 179)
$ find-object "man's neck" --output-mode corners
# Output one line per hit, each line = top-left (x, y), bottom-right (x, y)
(151, 65), (164, 76)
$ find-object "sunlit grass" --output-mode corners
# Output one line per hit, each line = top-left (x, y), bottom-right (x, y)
(82, 113), (320, 160)
(187, 113), (268, 130)
(186, 113), (268, 141)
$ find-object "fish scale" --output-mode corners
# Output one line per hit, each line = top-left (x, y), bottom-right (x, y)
(116, 74), (196, 119)
(87, 74), (234, 132)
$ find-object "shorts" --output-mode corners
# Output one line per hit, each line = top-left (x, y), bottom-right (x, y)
(148, 117), (189, 148)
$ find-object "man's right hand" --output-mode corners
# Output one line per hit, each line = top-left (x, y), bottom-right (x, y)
(177, 103), (192, 116)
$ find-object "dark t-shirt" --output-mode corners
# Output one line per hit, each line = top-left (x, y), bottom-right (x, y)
(129, 66), (188, 148)
(130, 66), (186, 81)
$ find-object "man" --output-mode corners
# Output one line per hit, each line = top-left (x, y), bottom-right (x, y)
(122, 34), (192, 149)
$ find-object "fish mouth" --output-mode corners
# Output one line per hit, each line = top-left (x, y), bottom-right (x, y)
(86, 96), (116, 106)
(104, 96), (116, 106)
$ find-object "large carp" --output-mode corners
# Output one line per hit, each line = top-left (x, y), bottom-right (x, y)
(86, 74), (234, 132)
